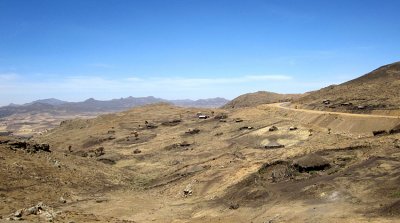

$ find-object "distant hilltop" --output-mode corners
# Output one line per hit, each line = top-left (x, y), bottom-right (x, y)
(294, 61), (400, 114)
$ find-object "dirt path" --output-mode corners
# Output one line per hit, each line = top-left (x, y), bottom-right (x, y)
(265, 102), (400, 119)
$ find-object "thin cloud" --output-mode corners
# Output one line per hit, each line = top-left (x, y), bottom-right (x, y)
(0, 73), (309, 105)
(88, 63), (114, 68)
(0, 73), (19, 81)
(0, 74), (293, 93)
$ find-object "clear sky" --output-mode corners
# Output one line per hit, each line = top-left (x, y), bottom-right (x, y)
(0, 0), (399, 105)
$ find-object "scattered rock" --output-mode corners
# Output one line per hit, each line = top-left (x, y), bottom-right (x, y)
(289, 126), (298, 131)
(164, 141), (192, 150)
(229, 202), (240, 210)
(239, 126), (253, 130)
(87, 147), (105, 157)
(170, 160), (180, 165)
(161, 119), (181, 126)
(185, 128), (200, 135)
(214, 113), (228, 120)
(97, 158), (116, 165)
(59, 197), (66, 204)
(389, 125), (400, 134)
(373, 130), (388, 136)
(394, 139), (400, 149)
(181, 141), (192, 146)
(72, 150), (88, 157)
(269, 126), (278, 132)
(54, 160), (61, 168)
(95, 198), (108, 203)
(133, 149), (142, 154)
(183, 183), (193, 197)
(25, 206), (39, 215)
(145, 122), (158, 129)
(7, 141), (51, 153)
(234, 118), (243, 123)
(13, 209), (22, 217)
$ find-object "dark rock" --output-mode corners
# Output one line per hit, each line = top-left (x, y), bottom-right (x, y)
(179, 141), (191, 147)
(73, 150), (88, 157)
(229, 202), (240, 210)
(161, 119), (181, 126)
(234, 118), (243, 123)
(133, 149), (142, 154)
(269, 126), (278, 131)
(214, 113), (228, 120)
(185, 128), (200, 135)
(145, 122), (158, 129)
(394, 139), (400, 149)
(13, 209), (22, 217)
(373, 130), (388, 136)
(97, 158), (116, 165)
(7, 141), (51, 153)
(239, 126), (253, 130)
(389, 125), (400, 134)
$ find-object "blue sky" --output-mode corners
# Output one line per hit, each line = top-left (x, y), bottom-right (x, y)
(0, 0), (399, 105)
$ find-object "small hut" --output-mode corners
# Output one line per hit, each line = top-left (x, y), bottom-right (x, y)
(264, 141), (285, 149)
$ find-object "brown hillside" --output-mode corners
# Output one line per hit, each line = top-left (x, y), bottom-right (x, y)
(2, 103), (400, 222)
(222, 91), (302, 109)
(295, 61), (400, 114)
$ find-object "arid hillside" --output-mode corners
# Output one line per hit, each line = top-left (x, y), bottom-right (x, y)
(222, 91), (302, 109)
(295, 62), (400, 114)
(2, 102), (400, 222)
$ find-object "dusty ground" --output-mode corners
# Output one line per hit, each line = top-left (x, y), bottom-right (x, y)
(1, 103), (400, 222)
(0, 112), (102, 137)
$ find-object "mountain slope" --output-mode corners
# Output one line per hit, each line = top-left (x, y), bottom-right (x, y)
(222, 91), (301, 109)
(295, 61), (400, 113)
(0, 96), (230, 118)
(25, 98), (68, 106)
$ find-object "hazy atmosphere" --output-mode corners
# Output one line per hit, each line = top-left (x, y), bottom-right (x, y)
(2, 1), (400, 223)
(1, 0), (400, 105)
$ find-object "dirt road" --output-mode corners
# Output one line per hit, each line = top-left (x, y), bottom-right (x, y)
(266, 102), (400, 119)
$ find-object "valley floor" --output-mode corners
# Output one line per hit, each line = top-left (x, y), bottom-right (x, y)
(1, 103), (400, 222)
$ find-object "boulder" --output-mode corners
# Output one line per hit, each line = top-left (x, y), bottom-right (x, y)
(185, 128), (200, 135)
(269, 126), (278, 132)
(373, 130), (388, 136)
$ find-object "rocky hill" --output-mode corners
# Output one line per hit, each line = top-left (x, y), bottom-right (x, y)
(2, 102), (399, 222)
(295, 61), (400, 114)
(222, 91), (301, 109)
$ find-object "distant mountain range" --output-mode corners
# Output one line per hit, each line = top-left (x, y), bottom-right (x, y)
(0, 96), (229, 118)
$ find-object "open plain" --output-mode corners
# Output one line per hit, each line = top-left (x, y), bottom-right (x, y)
(1, 100), (400, 222)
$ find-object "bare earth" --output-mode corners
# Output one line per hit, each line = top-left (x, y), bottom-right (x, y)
(1, 103), (400, 222)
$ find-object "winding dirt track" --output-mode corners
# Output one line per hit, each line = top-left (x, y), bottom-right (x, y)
(266, 102), (400, 119)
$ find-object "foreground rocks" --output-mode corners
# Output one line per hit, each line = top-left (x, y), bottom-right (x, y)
(6, 202), (58, 222)
(0, 138), (51, 153)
